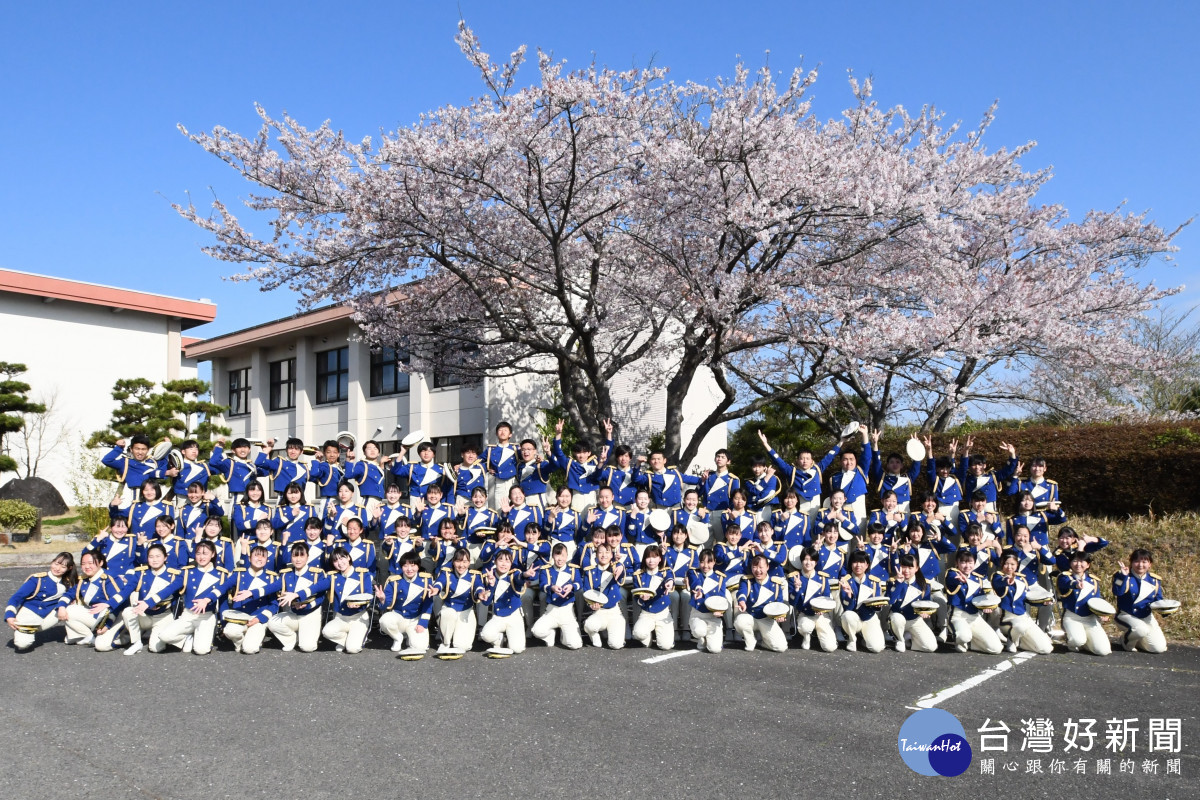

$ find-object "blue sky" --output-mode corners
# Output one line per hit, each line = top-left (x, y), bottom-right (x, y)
(2, 1), (1197, 342)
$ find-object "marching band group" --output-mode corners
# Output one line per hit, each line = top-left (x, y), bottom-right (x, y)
(5, 418), (1180, 660)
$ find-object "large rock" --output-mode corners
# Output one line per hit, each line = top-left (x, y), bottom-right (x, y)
(0, 477), (69, 517)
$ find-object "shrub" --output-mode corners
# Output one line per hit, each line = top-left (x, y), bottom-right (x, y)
(0, 499), (40, 531)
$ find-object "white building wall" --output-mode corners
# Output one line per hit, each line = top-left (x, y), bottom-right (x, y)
(0, 293), (198, 505)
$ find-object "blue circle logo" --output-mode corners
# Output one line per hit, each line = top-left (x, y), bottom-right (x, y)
(897, 709), (973, 776)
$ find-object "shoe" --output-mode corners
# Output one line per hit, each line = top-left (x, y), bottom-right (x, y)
(1121, 633), (1138, 653)
(124, 641), (143, 656)
(1005, 641), (1018, 654)
(954, 642), (969, 653)
(281, 644), (295, 652)
(895, 639), (906, 653)
(845, 638), (857, 652)
(182, 635), (194, 654)
(800, 634), (811, 651)
(1067, 644), (1079, 653)
(391, 640), (404, 652)
(1050, 627), (1065, 641)
(590, 633), (602, 648)
(336, 645), (345, 653)
(79, 634), (94, 646)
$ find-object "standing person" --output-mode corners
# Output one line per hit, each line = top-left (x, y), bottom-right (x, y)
(101, 435), (175, 510)
(309, 440), (346, 518)
(759, 430), (835, 525)
(1112, 548), (1168, 654)
(1007, 453), (1061, 510)
(483, 421), (519, 510)
(595, 442), (639, 508)
(925, 437), (964, 530)
(449, 442), (487, 512)
(701, 449), (740, 530)
(867, 430), (922, 513)
(957, 438), (1019, 512)
(255, 437), (312, 495)
(208, 436), (262, 511)
(345, 439), (390, 517)
(514, 438), (556, 510)
(155, 540), (233, 655)
(825, 426), (872, 522)
(549, 420), (602, 513)
(632, 450), (700, 512)
(1005, 490), (1067, 548)
(271, 483), (314, 548)
(169, 440), (213, 506)
(743, 457), (781, 521)
(5, 553), (76, 651)
(268, 542), (332, 653)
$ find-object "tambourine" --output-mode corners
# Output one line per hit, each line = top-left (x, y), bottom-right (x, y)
(808, 596), (836, 614)
(763, 600), (791, 620)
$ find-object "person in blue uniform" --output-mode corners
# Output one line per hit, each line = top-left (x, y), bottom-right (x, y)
(374, 484), (416, 540)
(483, 421), (519, 509)
(1005, 490), (1067, 547)
(393, 441), (450, 507)
(139, 516), (192, 571)
(61, 551), (124, 647)
(255, 437), (311, 494)
(595, 443), (638, 508)
(530, 544), (583, 649)
(271, 482), (313, 548)
(720, 490), (757, 544)
(1007, 454), (1060, 510)
(545, 487), (582, 556)
(344, 439), (390, 516)
(825, 428), (872, 521)
(1056, 551), (1111, 656)
(549, 420), (602, 512)
(230, 481), (271, 542)
(944, 550), (1002, 654)
(5, 552), (76, 651)
(743, 456), (780, 519)
(193, 515), (237, 571)
(686, 549), (728, 653)
(771, 491), (811, 552)
(309, 440), (346, 517)
(701, 449), (739, 529)
(1051, 526), (1109, 577)
(434, 548), (484, 653)
(239, 520), (281, 572)
(735, 554), (790, 652)
(791, 548), (836, 652)
(585, 486), (627, 540)
(631, 545), (675, 650)
(114, 544), (182, 656)
(866, 491), (907, 545)
(957, 491), (1004, 542)
(169, 440), (213, 504)
(377, 550), (433, 656)
(338, 518), (377, 572)
(268, 542), (332, 653)
(991, 550), (1054, 655)
(582, 543), (628, 649)
(867, 430), (922, 513)
(887, 553), (936, 653)
(102, 435), (175, 508)
(632, 450), (700, 511)
(221, 545), (281, 655)
(1112, 548), (1168, 654)
(323, 480), (370, 544)
(478, 549), (527, 654)
(663, 525), (697, 638)
(957, 437), (1019, 511)
(446, 442), (487, 511)
(812, 490), (860, 541)
(758, 430), (831, 525)
(321, 547), (373, 654)
(838, 550), (887, 653)
(81, 516), (138, 579)
(504, 485), (546, 542)
(208, 436), (261, 509)
(119, 480), (171, 542)
(155, 540), (233, 655)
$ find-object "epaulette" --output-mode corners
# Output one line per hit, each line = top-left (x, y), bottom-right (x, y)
(265, 570), (279, 577)
(166, 568), (181, 576)
(234, 567), (248, 573)
(31, 572), (47, 578)
(771, 576), (788, 586)
(469, 569), (482, 575)
(714, 570), (727, 577)
(419, 572), (433, 579)
(354, 567), (370, 574)
(217, 567), (231, 576)
(868, 575), (884, 585)
(1150, 572), (1163, 581)
(133, 566), (149, 572)
(280, 567), (294, 574)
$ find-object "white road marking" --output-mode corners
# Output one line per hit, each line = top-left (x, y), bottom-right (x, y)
(907, 652), (1038, 710)
(642, 650), (700, 665)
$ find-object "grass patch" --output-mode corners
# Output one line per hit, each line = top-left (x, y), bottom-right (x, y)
(41, 516), (80, 527)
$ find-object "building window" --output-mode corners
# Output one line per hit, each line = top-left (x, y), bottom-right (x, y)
(370, 347), (410, 397)
(432, 343), (478, 389)
(269, 358), (295, 411)
(316, 347), (349, 404)
(432, 370), (463, 389)
(227, 367), (250, 417)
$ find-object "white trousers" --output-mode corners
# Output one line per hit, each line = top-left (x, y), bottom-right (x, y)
(224, 618), (270, 654)
(1062, 610), (1111, 655)
(10, 607), (59, 650)
(840, 612), (886, 653)
(1116, 612), (1167, 654)
(480, 611), (526, 653)
(633, 608), (675, 650)
(438, 606), (478, 651)
(322, 610), (370, 653)
(266, 608), (323, 652)
(488, 477), (515, 510)
(119, 607), (173, 652)
(157, 610), (218, 654)
(63, 605), (108, 644)
(570, 490), (597, 513)
(583, 606), (626, 649)
(530, 603), (582, 649)
(1002, 612), (1053, 654)
(890, 613), (937, 652)
(950, 608), (1002, 654)
(379, 611), (430, 651)
(734, 613), (787, 652)
(689, 613), (724, 652)
(795, 613), (838, 652)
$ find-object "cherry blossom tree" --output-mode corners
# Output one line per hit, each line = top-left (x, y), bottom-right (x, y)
(176, 24), (1183, 461)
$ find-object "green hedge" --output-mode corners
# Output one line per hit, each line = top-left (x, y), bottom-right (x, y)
(869, 421), (1200, 518)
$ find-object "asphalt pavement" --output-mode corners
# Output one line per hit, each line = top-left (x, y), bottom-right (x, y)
(1, 566), (1195, 800)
